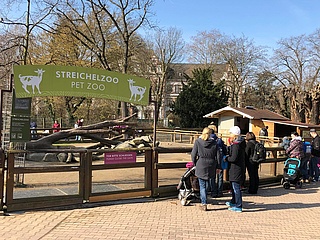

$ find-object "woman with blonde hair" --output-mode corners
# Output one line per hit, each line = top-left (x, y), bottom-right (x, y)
(191, 127), (218, 211)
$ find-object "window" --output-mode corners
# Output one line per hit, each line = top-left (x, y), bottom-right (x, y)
(174, 84), (182, 94)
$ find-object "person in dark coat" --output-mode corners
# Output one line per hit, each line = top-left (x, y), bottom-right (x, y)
(245, 132), (259, 194)
(309, 129), (320, 182)
(286, 132), (304, 159)
(225, 126), (246, 213)
(191, 127), (218, 211)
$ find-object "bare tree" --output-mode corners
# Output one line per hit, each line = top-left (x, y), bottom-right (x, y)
(147, 27), (185, 123)
(187, 31), (268, 107)
(0, 0), (57, 65)
(306, 29), (320, 124)
(53, 0), (154, 117)
(219, 34), (268, 107)
(187, 29), (223, 66)
(272, 34), (320, 123)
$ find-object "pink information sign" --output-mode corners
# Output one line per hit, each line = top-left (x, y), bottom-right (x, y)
(104, 152), (137, 164)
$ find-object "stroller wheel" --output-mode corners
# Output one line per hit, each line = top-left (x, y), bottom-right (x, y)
(280, 178), (284, 185)
(180, 198), (187, 206)
(283, 182), (290, 189)
(295, 181), (302, 189)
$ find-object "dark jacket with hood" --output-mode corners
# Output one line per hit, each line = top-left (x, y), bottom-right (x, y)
(191, 137), (217, 180)
(227, 136), (246, 183)
(311, 134), (320, 157)
(286, 136), (304, 159)
(245, 139), (259, 165)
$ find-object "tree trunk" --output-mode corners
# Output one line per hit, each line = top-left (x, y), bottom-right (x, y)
(26, 114), (137, 149)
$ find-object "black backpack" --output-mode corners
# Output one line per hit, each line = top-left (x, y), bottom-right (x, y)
(252, 142), (267, 163)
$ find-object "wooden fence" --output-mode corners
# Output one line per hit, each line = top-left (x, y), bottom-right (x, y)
(1, 145), (287, 212)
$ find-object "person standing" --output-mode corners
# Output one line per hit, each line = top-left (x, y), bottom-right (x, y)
(78, 118), (84, 127)
(207, 124), (220, 198)
(191, 127), (218, 211)
(285, 132), (304, 159)
(309, 129), (320, 182)
(30, 121), (37, 140)
(210, 132), (227, 198)
(259, 126), (268, 145)
(225, 126), (246, 213)
(52, 120), (60, 133)
(245, 132), (259, 194)
(74, 121), (81, 141)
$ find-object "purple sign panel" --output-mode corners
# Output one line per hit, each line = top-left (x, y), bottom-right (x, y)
(104, 152), (137, 164)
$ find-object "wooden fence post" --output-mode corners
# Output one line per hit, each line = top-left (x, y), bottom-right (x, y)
(4, 152), (15, 208)
(144, 149), (152, 192)
(151, 148), (159, 197)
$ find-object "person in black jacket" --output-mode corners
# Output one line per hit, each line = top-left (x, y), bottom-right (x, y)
(225, 126), (246, 213)
(309, 129), (320, 182)
(191, 127), (218, 211)
(245, 132), (259, 194)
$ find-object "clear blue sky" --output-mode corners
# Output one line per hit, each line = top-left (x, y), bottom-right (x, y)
(151, 0), (320, 50)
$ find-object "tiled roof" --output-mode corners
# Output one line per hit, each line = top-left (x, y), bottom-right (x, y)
(232, 107), (289, 120)
(204, 106), (289, 120)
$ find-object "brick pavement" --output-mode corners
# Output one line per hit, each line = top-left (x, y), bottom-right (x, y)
(0, 182), (319, 240)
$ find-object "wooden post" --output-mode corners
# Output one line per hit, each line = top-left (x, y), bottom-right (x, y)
(151, 148), (159, 197)
(5, 152), (15, 208)
(78, 152), (86, 201)
(144, 149), (152, 191)
(83, 151), (92, 202)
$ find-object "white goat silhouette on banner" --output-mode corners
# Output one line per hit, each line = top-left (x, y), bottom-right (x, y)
(128, 79), (146, 101)
(19, 69), (45, 94)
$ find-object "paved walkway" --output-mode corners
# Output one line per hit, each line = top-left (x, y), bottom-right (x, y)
(0, 182), (319, 240)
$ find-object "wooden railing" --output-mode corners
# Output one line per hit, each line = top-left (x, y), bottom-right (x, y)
(1, 145), (287, 212)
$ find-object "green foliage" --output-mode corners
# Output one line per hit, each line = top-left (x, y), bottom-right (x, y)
(173, 68), (228, 128)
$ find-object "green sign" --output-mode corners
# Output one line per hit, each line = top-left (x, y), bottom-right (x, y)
(13, 65), (151, 106)
(12, 90), (31, 116)
(10, 90), (31, 142)
(10, 116), (31, 142)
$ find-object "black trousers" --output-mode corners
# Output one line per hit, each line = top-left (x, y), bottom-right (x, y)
(246, 162), (259, 193)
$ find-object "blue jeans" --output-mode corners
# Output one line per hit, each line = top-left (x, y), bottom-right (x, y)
(309, 156), (319, 180)
(210, 170), (223, 196)
(198, 178), (209, 205)
(230, 181), (242, 208)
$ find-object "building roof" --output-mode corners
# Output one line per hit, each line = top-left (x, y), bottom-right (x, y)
(264, 119), (318, 128)
(203, 106), (289, 120)
(204, 106), (320, 129)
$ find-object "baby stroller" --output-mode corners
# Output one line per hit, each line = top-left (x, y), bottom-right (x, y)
(281, 158), (302, 189)
(177, 162), (200, 206)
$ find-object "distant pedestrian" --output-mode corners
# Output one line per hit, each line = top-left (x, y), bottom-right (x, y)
(309, 129), (320, 182)
(30, 121), (37, 139)
(77, 118), (84, 127)
(259, 126), (268, 145)
(225, 126), (246, 213)
(191, 127), (218, 211)
(74, 121), (81, 141)
(52, 120), (60, 133)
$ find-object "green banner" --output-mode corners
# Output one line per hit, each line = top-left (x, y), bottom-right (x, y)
(13, 65), (151, 106)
